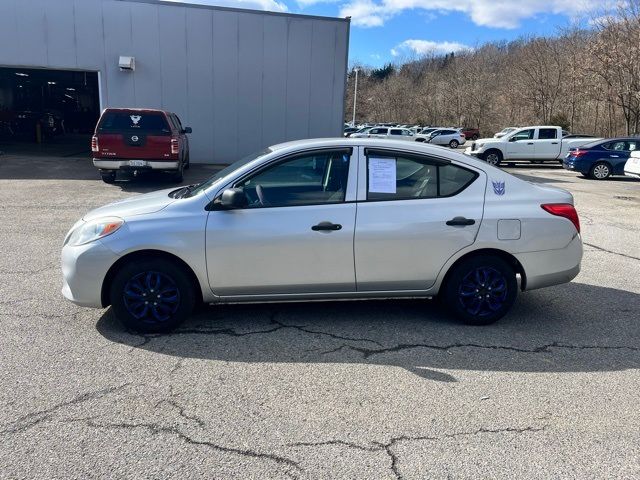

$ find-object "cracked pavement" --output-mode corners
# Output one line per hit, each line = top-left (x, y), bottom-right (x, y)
(0, 156), (639, 478)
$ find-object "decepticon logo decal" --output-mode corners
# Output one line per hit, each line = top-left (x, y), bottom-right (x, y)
(492, 180), (505, 196)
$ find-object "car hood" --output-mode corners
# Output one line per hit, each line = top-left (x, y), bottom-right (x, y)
(83, 188), (178, 221)
(475, 137), (505, 144)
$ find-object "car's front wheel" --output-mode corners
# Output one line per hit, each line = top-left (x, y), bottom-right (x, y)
(109, 259), (196, 333)
(441, 255), (517, 325)
(483, 150), (503, 167)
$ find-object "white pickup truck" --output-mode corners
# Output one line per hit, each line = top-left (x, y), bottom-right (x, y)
(464, 126), (599, 166)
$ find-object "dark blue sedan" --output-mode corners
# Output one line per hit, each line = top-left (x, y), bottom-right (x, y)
(563, 138), (639, 179)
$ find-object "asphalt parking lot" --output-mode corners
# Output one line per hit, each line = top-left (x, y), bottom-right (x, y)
(1, 152), (639, 479)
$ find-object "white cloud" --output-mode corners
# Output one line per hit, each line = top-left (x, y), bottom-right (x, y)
(391, 39), (471, 56)
(340, 0), (603, 29)
(164, 0), (288, 13)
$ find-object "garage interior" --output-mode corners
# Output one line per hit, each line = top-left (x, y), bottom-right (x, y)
(0, 67), (100, 156)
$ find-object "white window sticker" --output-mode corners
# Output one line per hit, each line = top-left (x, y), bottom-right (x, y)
(369, 157), (396, 193)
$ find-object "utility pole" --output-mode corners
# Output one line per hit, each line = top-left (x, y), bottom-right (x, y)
(351, 68), (358, 127)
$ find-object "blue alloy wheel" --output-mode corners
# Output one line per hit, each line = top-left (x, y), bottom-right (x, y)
(122, 271), (181, 324)
(457, 266), (508, 318)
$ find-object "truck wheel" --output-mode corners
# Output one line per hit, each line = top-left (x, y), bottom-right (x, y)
(483, 150), (502, 167)
(184, 153), (190, 170)
(101, 171), (116, 184)
(171, 161), (184, 183)
(472, 134), (480, 141)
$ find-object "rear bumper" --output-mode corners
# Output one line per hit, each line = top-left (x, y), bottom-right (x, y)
(93, 159), (179, 171)
(514, 234), (583, 291)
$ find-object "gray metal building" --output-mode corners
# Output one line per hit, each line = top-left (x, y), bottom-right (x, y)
(0, 0), (350, 163)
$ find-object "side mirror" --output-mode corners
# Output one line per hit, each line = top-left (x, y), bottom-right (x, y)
(219, 188), (247, 209)
(182, 127), (192, 134)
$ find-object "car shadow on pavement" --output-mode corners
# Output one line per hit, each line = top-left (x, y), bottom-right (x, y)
(96, 282), (639, 382)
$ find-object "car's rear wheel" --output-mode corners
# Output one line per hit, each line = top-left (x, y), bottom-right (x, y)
(109, 259), (196, 333)
(441, 255), (517, 325)
(184, 153), (190, 170)
(589, 162), (611, 180)
(483, 150), (502, 167)
(101, 171), (116, 184)
(471, 134), (479, 141)
(449, 139), (459, 149)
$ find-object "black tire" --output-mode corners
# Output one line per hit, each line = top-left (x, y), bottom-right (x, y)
(483, 150), (503, 167)
(109, 259), (196, 333)
(441, 255), (517, 326)
(415, 138), (425, 143)
(471, 134), (480, 141)
(101, 171), (116, 184)
(449, 139), (459, 149)
(184, 153), (190, 170)
(171, 161), (184, 183)
(589, 161), (611, 180)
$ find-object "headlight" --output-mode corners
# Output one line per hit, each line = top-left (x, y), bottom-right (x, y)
(66, 217), (124, 246)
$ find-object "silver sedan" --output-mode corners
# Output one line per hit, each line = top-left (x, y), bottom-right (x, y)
(62, 138), (583, 332)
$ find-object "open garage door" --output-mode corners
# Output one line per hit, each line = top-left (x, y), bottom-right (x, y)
(0, 67), (100, 157)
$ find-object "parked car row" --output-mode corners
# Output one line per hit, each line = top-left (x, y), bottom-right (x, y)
(346, 123), (472, 149)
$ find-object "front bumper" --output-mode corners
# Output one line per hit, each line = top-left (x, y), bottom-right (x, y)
(93, 159), (179, 171)
(464, 147), (481, 156)
(61, 240), (119, 308)
(514, 234), (583, 291)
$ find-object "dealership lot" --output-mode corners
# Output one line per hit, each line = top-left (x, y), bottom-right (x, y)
(1, 154), (639, 478)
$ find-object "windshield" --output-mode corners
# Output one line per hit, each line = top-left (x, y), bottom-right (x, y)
(184, 148), (272, 198)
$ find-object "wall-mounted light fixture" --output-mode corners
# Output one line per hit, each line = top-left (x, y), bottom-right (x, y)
(118, 56), (135, 71)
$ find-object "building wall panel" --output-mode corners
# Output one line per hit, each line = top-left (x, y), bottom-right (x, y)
(0, 0), (349, 163)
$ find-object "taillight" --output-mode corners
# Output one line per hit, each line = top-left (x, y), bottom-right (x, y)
(541, 204), (580, 233)
(91, 135), (99, 153)
(171, 137), (179, 155)
(571, 149), (588, 158)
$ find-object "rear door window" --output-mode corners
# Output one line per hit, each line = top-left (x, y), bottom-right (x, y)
(366, 152), (478, 201)
(538, 128), (558, 140)
(98, 112), (171, 135)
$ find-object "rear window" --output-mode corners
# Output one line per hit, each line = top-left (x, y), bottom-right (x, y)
(97, 111), (170, 134)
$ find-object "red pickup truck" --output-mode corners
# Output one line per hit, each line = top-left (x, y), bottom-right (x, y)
(92, 108), (191, 184)
(460, 127), (480, 141)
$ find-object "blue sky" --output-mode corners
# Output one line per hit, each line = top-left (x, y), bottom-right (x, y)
(170, 0), (605, 67)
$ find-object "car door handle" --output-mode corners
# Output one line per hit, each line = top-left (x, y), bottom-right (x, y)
(312, 222), (342, 231)
(527, 142), (534, 145)
(446, 217), (476, 226)
(610, 155), (619, 158)
(551, 142), (559, 144)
